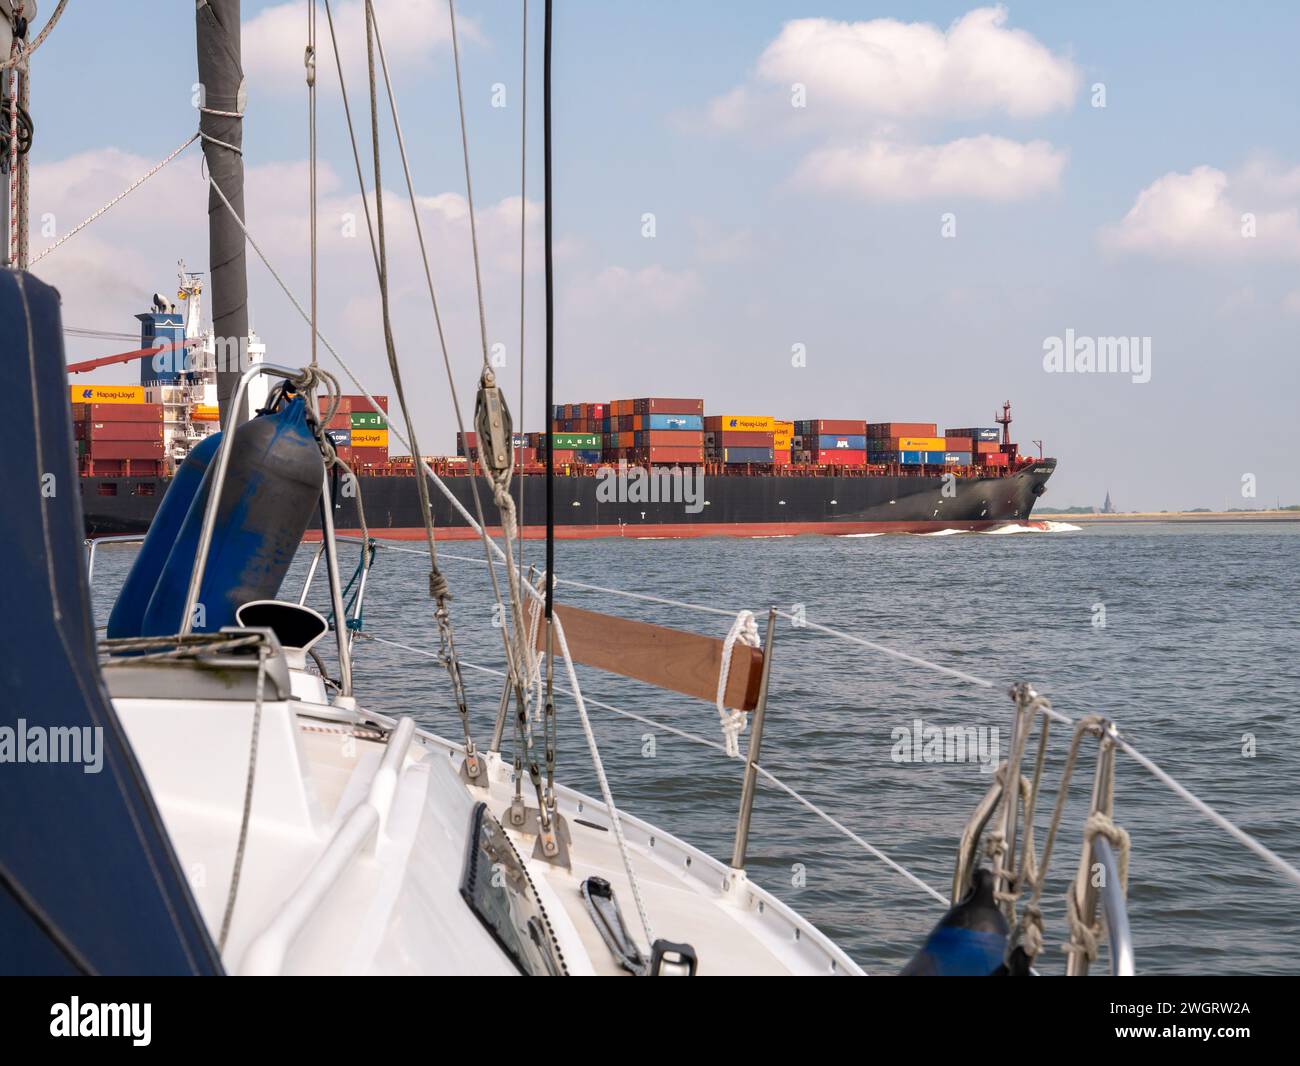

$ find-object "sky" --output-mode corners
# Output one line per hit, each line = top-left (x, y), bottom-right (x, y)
(24, 1), (1300, 510)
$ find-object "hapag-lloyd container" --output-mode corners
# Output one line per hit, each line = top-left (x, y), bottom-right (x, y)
(76, 421), (164, 441)
(71, 402), (162, 422)
(69, 385), (146, 405)
(705, 415), (776, 432)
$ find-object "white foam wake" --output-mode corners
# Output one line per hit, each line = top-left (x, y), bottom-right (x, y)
(981, 520), (1081, 535)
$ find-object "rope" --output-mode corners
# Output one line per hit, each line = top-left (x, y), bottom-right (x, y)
(716, 609), (759, 757)
(0, 0), (68, 69)
(1064, 811), (1131, 964)
(29, 133), (199, 266)
(218, 644), (267, 952)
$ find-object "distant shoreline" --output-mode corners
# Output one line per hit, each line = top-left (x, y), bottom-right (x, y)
(1037, 511), (1300, 523)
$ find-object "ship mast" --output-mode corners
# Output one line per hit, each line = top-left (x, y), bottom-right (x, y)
(195, 0), (250, 426)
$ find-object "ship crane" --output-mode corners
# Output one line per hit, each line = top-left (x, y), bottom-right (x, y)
(66, 340), (201, 375)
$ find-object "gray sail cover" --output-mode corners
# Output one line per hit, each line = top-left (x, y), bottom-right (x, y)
(0, 271), (223, 975)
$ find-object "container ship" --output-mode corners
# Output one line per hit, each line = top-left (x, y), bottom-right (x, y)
(76, 292), (1055, 539)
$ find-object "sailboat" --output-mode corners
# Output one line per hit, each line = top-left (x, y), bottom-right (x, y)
(4, 0), (1298, 978)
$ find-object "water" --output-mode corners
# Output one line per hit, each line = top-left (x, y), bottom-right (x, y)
(89, 521), (1300, 975)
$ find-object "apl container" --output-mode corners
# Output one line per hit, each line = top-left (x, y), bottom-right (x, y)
(817, 434), (867, 450)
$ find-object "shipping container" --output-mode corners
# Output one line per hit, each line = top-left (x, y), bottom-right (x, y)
(704, 415), (776, 432)
(933, 451), (972, 465)
(705, 430), (773, 448)
(638, 430), (705, 447)
(350, 428), (389, 449)
(817, 434), (867, 451)
(974, 441), (1000, 455)
(71, 402), (163, 423)
(625, 446), (705, 464)
(773, 421), (794, 449)
(350, 411), (387, 429)
(327, 413), (352, 430)
(946, 426), (1000, 442)
(631, 397), (704, 416)
(69, 385), (146, 405)
(810, 448), (867, 466)
(348, 395), (389, 414)
(351, 446), (389, 467)
(547, 432), (601, 449)
(75, 421), (164, 442)
(645, 413), (703, 431)
(772, 449), (792, 466)
(721, 446), (775, 464)
(944, 436), (972, 452)
(896, 435), (945, 451)
(796, 419), (867, 436)
(78, 440), (165, 461)
(574, 449), (603, 464)
(325, 428), (351, 447)
(981, 452), (1010, 467)
(866, 422), (937, 438)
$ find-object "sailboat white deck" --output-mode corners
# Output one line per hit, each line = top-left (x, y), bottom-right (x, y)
(109, 663), (861, 976)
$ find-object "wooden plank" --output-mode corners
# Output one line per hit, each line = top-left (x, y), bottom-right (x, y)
(539, 603), (764, 711)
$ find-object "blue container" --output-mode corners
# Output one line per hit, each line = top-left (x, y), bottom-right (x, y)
(898, 451), (925, 465)
(574, 449), (603, 463)
(948, 427), (1000, 442)
(106, 433), (223, 639)
(325, 427), (351, 447)
(722, 446), (774, 464)
(647, 413), (703, 431)
(817, 434), (866, 450)
(922, 450), (972, 464)
(141, 396), (323, 635)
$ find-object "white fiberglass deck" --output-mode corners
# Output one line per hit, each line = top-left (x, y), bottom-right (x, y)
(109, 665), (860, 976)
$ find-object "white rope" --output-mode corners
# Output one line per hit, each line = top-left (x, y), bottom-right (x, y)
(29, 132), (199, 266)
(716, 609), (759, 758)
(0, 0), (67, 70)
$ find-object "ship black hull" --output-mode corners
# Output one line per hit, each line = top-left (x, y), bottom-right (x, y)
(82, 460), (1056, 539)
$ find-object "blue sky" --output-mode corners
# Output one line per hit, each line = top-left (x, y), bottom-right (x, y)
(28, 2), (1300, 509)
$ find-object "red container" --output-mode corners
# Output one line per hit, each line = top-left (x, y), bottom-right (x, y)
(333, 445), (353, 463)
(629, 446), (704, 464)
(85, 440), (165, 460)
(707, 431), (773, 448)
(866, 422), (936, 438)
(79, 457), (125, 476)
(126, 459), (167, 478)
(323, 396), (352, 415)
(810, 448), (866, 466)
(351, 446), (389, 467)
(772, 450), (792, 466)
(801, 419), (866, 435)
(326, 414), (352, 430)
(982, 452), (1009, 467)
(945, 436), (972, 452)
(71, 402), (163, 423)
(644, 430), (704, 447)
(76, 421), (164, 442)
(550, 449), (576, 463)
(632, 397), (704, 416)
(346, 394), (389, 414)
(974, 441), (1000, 454)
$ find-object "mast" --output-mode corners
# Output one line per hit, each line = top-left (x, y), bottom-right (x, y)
(195, 0), (250, 425)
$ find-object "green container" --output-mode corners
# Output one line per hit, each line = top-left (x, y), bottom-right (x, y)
(350, 412), (387, 429)
(548, 432), (600, 449)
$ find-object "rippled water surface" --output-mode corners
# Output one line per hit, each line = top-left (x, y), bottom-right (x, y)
(90, 521), (1300, 975)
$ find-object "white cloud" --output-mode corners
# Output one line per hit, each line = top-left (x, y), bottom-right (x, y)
(242, 0), (478, 92)
(568, 265), (698, 319)
(715, 5), (1078, 126)
(1102, 164), (1300, 259)
(795, 135), (1066, 201)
